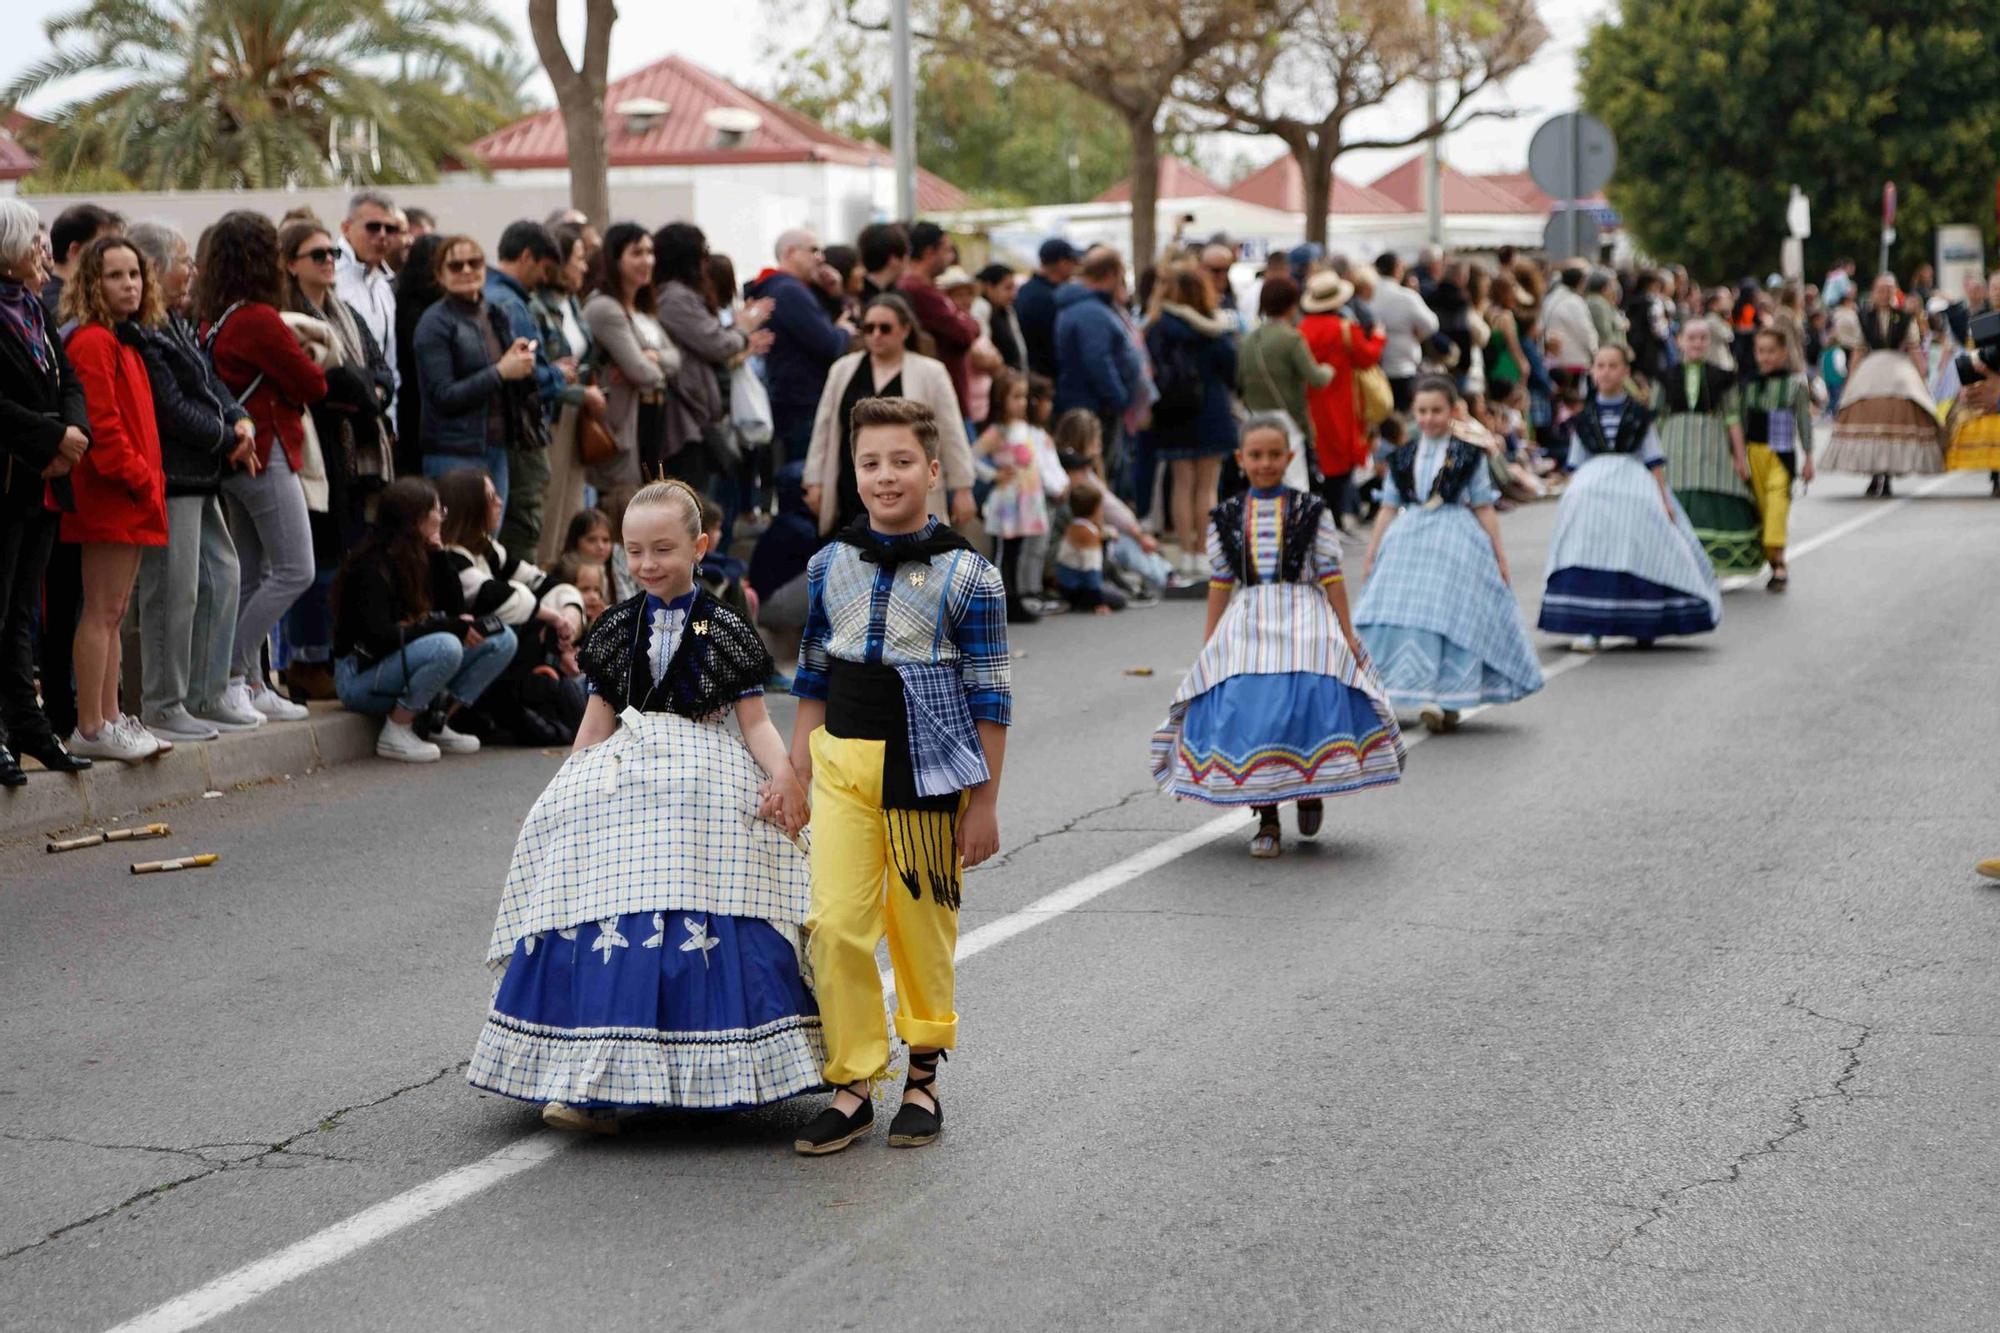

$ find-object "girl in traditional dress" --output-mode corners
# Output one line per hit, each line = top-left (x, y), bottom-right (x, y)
(1656, 320), (1759, 577)
(1355, 376), (1542, 734)
(1151, 414), (1404, 860)
(1819, 273), (1943, 496)
(469, 480), (820, 1134)
(1538, 344), (1721, 653)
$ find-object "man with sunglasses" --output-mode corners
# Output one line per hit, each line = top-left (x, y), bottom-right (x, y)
(336, 189), (403, 413)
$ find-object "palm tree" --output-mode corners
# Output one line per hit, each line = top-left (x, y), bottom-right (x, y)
(6, 0), (520, 190)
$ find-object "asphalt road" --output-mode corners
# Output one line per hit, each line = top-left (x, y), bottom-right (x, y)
(4, 471), (1997, 1332)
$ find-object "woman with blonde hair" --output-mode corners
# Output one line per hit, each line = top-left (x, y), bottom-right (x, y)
(59, 235), (170, 760)
(1142, 261), (1239, 574)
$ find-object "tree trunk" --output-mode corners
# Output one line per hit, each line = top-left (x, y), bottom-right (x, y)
(559, 91), (610, 228)
(526, 0), (617, 231)
(1126, 109), (1161, 268)
(1297, 136), (1334, 249)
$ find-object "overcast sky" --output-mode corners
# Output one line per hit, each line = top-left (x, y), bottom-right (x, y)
(5, 0), (1614, 190)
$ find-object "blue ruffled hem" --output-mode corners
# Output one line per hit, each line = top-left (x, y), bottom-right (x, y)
(1166, 672), (1403, 805)
(468, 910), (825, 1110)
(1538, 568), (1719, 638)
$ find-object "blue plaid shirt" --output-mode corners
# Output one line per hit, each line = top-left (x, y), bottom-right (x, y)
(795, 520), (1012, 727)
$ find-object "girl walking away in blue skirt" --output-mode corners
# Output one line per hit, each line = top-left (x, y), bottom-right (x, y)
(1151, 415), (1404, 859)
(469, 480), (821, 1135)
(1356, 375), (1542, 733)
(1538, 345), (1721, 653)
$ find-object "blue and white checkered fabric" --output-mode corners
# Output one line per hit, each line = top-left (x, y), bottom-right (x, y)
(794, 532), (1011, 726)
(485, 709), (811, 966)
(896, 662), (989, 797)
(1354, 504), (1542, 699)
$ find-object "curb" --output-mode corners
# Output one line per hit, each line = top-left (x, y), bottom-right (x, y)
(2, 705), (378, 842)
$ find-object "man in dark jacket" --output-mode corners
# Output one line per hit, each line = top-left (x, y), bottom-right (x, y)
(897, 221), (982, 421)
(486, 220), (566, 554)
(746, 228), (855, 467)
(1052, 248), (1142, 440)
(1015, 237), (1081, 381)
(857, 222), (908, 303)
(125, 219), (261, 741)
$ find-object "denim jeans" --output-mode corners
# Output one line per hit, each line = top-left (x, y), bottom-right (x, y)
(423, 446), (510, 508)
(138, 493), (241, 720)
(1109, 531), (1173, 593)
(334, 628), (517, 716)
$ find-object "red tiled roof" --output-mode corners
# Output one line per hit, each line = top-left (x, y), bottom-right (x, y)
(1222, 155), (1404, 215)
(1093, 156), (1227, 204)
(1476, 170), (1608, 214)
(918, 170), (969, 213)
(0, 129), (36, 181)
(1366, 156), (1539, 215)
(472, 54), (970, 210)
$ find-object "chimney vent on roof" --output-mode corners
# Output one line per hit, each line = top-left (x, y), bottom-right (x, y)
(617, 98), (671, 136)
(703, 106), (762, 150)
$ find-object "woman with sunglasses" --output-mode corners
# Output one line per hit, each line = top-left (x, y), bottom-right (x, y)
(800, 292), (974, 537)
(280, 218), (398, 698)
(196, 209), (329, 726)
(411, 235), (539, 505)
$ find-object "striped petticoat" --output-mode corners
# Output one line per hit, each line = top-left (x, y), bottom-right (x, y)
(1354, 504), (1543, 711)
(1661, 408), (1764, 574)
(1538, 452), (1720, 640)
(1151, 581), (1405, 806)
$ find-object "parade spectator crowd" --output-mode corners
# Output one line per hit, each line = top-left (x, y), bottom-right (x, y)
(0, 186), (1977, 778)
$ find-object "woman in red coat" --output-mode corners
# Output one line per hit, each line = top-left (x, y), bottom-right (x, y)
(58, 235), (169, 762)
(1300, 271), (1386, 521)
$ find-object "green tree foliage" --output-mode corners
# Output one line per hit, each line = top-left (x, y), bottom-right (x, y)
(6, 0), (521, 191)
(766, 18), (1139, 207)
(1580, 0), (2000, 282)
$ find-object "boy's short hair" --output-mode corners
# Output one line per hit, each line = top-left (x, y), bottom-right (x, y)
(698, 495), (724, 532)
(1067, 477), (1104, 519)
(849, 396), (939, 460)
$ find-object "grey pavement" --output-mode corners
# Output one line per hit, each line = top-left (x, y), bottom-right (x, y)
(3, 472), (1997, 1332)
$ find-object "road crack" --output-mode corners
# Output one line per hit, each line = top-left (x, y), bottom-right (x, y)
(1595, 964), (1946, 1261)
(974, 786), (1159, 872)
(0, 1062), (464, 1264)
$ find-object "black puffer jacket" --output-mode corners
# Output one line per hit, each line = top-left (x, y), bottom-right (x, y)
(129, 312), (247, 497)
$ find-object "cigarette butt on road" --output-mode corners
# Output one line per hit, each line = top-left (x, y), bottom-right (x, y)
(130, 854), (219, 875)
(1124, 666), (1155, 676)
(47, 823), (172, 853)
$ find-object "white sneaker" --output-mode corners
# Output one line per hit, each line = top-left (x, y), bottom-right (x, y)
(192, 697), (265, 731)
(432, 723), (480, 755)
(147, 707), (220, 742)
(68, 722), (160, 763)
(115, 714), (171, 755)
(248, 682), (310, 723)
(1568, 635), (1602, 654)
(376, 717), (440, 763)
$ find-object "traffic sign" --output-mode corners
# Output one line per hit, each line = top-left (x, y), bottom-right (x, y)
(1543, 209), (1602, 261)
(1529, 112), (1616, 201)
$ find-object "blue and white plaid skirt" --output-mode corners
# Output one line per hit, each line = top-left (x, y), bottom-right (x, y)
(469, 911), (825, 1110)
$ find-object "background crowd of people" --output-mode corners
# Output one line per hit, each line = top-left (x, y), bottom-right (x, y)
(1, 185), (1990, 780)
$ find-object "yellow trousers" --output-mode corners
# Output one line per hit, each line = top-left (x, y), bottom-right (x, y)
(806, 728), (961, 1084)
(1747, 444), (1793, 555)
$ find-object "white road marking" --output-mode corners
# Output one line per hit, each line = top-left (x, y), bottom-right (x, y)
(100, 476), (1954, 1332)
(101, 1134), (571, 1333)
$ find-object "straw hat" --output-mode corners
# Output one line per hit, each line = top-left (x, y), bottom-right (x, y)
(1300, 271), (1355, 313)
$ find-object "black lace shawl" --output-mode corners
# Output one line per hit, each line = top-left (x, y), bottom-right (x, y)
(1569, 396), (1656, 457)
(1656, 364), (1736, 415)
(576, 589), (772, 719)
(1210, 487), (1326, 586)
(1388, 438), (1488, 509)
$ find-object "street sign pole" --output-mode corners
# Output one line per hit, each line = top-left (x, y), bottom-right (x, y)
(1567, 110), (1581, 261)
(1530, 111), (1615, 263)
(891, 0), (915, 220)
